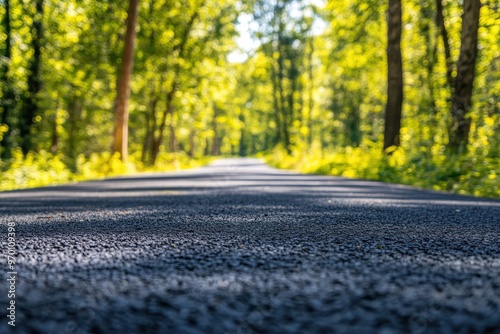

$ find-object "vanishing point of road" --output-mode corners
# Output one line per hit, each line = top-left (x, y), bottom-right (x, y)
(1, 158), (499, 333)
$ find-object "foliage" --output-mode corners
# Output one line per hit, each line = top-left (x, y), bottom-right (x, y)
(0, 0), (498, 196)
(267, 144), (499, 198)
(0, 149), (211, 191)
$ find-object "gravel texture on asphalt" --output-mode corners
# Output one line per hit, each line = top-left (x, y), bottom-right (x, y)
(0, 158), (499, 334)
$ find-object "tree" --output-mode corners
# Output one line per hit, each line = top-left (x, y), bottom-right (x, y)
(253, 0), (310, 152)
(436, 0), (454, 92)
(113, 0), (139, 162)
(135, 0), (239, 165)
(0, 0), (14, 157)
(383, 0), (403, 151)
(148, 0), (204, 165)
(19, 0), (44, 155)
(448, 0), (481, 153)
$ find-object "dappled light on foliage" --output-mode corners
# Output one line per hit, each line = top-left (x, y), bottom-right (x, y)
(0, 148), (210, 191)
(267, 143), (499, 198)
(0, 0), (498, 196)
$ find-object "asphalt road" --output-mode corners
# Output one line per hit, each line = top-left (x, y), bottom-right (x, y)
(1, 158), (499, 334)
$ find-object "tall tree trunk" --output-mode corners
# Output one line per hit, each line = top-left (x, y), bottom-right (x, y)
(151, 84), (176, 165)
(67, 95), (82, 163)
(211, 105), (219, 156)
(270, 62), (281, 146)
(149, 3), (204, 165)
(448, 0), (481, 153)
(419, 0), (438, 147)
(142, 2), (156, 165)
(50, 103), (59, 154)
(142, 95), (157, 164)
(273, 4), (289, 152)
(307, 35), (314, 147)
(189, 130), (195, 158)
(383, 0), (403, 151)
(239, 111), (246, 156)
(20, 0), (44, 155)
(238, 92), (253, 156)
(436, 0), (455, 92)
(113, 0), (139, 162)
(348, 105), (361, 147)
(426, 34), (440, 146)
(142, 110), (150, 163)
(169, 113), (177, 152)
(288, 59), (298, 149)
(0, 0), (13, 157)
(277, 44), (290, 152)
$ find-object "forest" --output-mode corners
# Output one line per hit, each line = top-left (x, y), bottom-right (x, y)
(0, 0), (498, 197)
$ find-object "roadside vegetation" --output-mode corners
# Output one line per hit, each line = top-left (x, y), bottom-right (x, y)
(0, 0), (498, 197)
(267, 144), (499, 198)
(0, 149), (210, 191)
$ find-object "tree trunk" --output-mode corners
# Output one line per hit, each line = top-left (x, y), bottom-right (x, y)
(348, 106), (361, 147)
(169, 114), (177, 152)
(113, 0), (139, 162)
(211, 105), (219, 156)
(270, 61), (281, 146)
(277, 47), (290, 152)
(67, 95), (82, 162)
(307, 35), (314, 147)
(142, 4), (157, 165)
(50, 103), (59, 154)
(287, 59), (298, 149)
(142, 94), (157, 164)
(239, 111), (246, 156)
(448, 0), (481, 153)
(0, 0), (13, 157)
(148, 4), (203, 165)
(151, 85), (176, 165)
(20, 0), (44, 155)
(418, 0), (438, 147)
(436, 0), (455, 92)
(383, 0), (403, 151)
(189, 130), (195, 158)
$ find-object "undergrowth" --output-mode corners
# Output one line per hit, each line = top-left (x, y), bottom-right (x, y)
(266, 143), (499, 198)
(0, 149), (212, 191)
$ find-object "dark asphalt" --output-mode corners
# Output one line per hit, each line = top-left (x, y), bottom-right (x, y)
(1, 158), (499, 334)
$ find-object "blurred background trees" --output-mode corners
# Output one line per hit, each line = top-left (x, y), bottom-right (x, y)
(0, 0), (498, 196)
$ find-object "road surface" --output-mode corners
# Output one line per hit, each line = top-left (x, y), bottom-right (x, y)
(1, 158), (499, 333)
